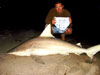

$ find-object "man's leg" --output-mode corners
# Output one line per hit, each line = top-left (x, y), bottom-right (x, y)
(61, 33), (65, 40)
(61, 28), (72, 41)
(52, 26), (72, 40)
(52, 26), (60, 33)
(52, 26), (66, 40)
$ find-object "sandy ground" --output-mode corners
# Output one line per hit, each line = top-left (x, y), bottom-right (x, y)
(0, 54), (100, 75)
(0, 29), (41, 53)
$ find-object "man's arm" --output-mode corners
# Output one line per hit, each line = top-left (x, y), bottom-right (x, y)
(68, 17), (72, 28)
(64, 9), (72, 28)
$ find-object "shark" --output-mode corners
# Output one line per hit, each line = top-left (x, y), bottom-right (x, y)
(8, 24), (100, 60)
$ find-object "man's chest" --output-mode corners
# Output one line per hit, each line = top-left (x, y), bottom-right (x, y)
(53, 12), (68, 17)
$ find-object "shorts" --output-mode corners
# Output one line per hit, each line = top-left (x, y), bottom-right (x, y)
(52, 26), (67, 34)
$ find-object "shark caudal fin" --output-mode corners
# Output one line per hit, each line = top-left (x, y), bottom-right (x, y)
(86, 44), (100, 59)
(40, 24), (55, 38)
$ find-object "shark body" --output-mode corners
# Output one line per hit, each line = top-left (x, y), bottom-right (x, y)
(8, 24), (100, 59)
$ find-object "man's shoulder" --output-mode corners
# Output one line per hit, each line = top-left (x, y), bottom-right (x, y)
(49, 8), (56, 12)
(63, 9), (70, 13)
(63, 9), (71, 16)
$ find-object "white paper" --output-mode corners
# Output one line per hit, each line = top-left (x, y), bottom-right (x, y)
(55, 17), (70, 30)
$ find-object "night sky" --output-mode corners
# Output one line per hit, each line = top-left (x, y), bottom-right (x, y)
(0, 0), (100, 43)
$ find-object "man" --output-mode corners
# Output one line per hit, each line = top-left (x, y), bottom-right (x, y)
(45, 2), (72, 40)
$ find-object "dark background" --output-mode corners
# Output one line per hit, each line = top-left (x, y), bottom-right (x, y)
(0, 0), (100, 44)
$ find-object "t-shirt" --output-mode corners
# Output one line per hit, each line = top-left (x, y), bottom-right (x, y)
(45, 8), (71, 24)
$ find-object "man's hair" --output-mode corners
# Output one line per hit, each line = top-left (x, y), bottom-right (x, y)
(55, 1), (63, 5)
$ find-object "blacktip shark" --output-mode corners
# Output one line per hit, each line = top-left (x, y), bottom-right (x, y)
(8, 24), (100, 60)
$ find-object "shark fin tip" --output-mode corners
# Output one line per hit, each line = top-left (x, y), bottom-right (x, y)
(40, 24), (54, 38)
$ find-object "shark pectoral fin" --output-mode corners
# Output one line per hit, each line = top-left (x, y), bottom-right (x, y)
(40, 24), (55, 38)
(87, 53), (93, 60)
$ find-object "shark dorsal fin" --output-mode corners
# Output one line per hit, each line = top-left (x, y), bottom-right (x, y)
(40, 24), (55, 38)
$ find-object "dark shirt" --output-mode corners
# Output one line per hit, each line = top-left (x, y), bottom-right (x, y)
(45, 8), (71, 24)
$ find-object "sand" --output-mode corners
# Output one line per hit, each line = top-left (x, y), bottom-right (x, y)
(0, 54), (99, 75)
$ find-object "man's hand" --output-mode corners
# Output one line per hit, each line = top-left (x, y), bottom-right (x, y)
(52, 18), (56, 25)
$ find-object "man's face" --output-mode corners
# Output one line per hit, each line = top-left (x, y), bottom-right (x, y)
(55, 3), (64, 13)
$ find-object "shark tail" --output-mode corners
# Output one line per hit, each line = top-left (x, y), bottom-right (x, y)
(86, 44), (100, 59)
